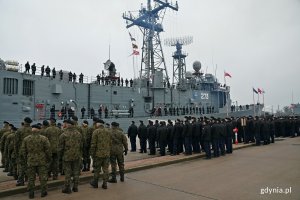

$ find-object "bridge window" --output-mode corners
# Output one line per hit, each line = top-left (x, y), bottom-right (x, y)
(3, 78), (18, 95)
(23, 80), (34, 96)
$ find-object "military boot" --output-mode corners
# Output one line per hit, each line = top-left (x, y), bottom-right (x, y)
(29, 191), (34, 199)
(62, 186), (72, 194)
(41, 191), (48, 198)
(72, 187), (78, 192)
(16, 180), (25, 186)
(90, 180), (98, 188)
(108, 175), (117, 183)
(120, 173), (125, 182)
(102, 182), (107, 189)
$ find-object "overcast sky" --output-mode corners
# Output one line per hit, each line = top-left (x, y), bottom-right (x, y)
(1, 0), (300, 111)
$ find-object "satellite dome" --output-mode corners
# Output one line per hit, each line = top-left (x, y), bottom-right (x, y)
(185, 71), (193, 79)
(193, 61), (201, 72)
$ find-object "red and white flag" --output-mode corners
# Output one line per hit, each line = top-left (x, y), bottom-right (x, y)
(224, 71), (232, 78)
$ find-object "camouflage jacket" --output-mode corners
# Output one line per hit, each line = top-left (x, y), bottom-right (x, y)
(110, 127), (128, 155)
(14, 124), (32, 158)
(0, 126), (9, 146)
(81, 126), (93, 150)
(44, 125), (61, 154)
(5, 132), (15, 158)
(0, 130), (11, 152)
(20, 131), (52, 167)
(59, 126), (83, 161)
(90, 125), (111, 158)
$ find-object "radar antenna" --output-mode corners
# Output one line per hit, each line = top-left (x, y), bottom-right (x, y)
(164, 36), (193, 89)
(123, 0), (178, 85)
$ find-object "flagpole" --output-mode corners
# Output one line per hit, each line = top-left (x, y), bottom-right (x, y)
(253, 90), (256, 116)
(263, 92), (265, 117)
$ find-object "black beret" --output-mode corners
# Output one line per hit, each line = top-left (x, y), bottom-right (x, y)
(3, 121), (9, 124)
(24, 117), (32, 124)
(63, 119), (74, 125)
(139, 120), (143, 123)
(111, 122), (118, 127)
(9, 124), (14, 128)
(132, 121), (135, 124)
(149, 120), (153, 124)
(83, 120), (89, 125)
(72, 116), (78, 121)
(97, 119), (105, 124)
(93, 117), (99, 122)
(43, 120), (49, 126)
(32, 124), (42, 129)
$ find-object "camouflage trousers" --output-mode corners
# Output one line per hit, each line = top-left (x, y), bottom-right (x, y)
(93, 157), (109, 183)
(63, 160), (81, 188)
(27, 165), (48, 192)
(48, 153), (59, 177)
(110, 153), (124, 176)
(17, 158), (27, 183)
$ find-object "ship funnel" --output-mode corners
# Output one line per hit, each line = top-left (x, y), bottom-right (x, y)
(193, 61), (201, 72)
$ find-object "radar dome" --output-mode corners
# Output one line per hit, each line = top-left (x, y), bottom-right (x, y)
(193, 61), (201, 72)
(185, 71), (193, 79)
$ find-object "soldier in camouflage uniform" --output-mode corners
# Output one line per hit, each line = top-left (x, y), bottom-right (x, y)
(4, 126), (17, 178)
(39, 120), (50, 137)
(15, 117), (33, 186)
(89, 119), (111, 189)
(44, 118), (61, 180)
(20, 124), (52, 199)
(108, 122), (128, 183)
(59, 119), (83, 194)
(81, 120), (93, 171)
(0, 121), (10, 168)
(71, 116), (85, 171)
(1, 124), (14, 172)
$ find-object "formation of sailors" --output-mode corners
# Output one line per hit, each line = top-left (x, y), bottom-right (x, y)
(0, 116), (128, 198)
(127, 116), (300, 159)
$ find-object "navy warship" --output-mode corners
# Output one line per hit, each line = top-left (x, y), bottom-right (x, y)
(0, 0), (262, 128)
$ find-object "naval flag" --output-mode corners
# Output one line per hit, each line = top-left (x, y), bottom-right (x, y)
(253, 88), (258, 94)
(224, 71), (232, 78)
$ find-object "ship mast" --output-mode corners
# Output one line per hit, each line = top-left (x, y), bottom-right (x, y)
(123, 0), (178, 85)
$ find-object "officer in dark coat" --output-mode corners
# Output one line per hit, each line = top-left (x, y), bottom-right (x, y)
(172, 119), (182, 155)
(254, 117), (261, 146)
(25, 62), (30, 73)
(218, 119), (226, 156)
(41, 65), (45, 76)
(183, 119), (192, 155)
(225, 118), (233, 154)
(166, 120), (174, 154)
(31, 63), (36, 75)
(202, 120), (212, 159)
(191, 118), (201, 153)
(138, 121), (147, 153)
(147, 121), (156, 155)
(45, 66), (50, 77)
(127, 121), (138, 152)
(211, 118), (220, 157)
(157, 121), (168, 156)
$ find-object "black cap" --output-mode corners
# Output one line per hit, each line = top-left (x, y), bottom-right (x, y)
(149, 120), (153, 124)
(3, 121), (9, 124)
(132, 121), (135, 124)
(139, 120), (143, 123)
(43, 120), (49, 126)
(63, 119), (74, 125)
(9, 124), (14, 128)
(32, 124), (42, 129)
(24, 117), (32, 124)
(83, 120), (89, 125)
(72, 116), (78, 121)
(111, 122), (118, 127)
